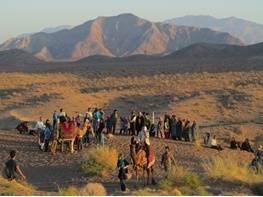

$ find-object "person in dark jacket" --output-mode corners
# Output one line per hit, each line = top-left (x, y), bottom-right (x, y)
(241, 138), (254, 153)
(110, 109), (118, 134)
(117, 153), (130, 192)
(16, 122), (29, 134)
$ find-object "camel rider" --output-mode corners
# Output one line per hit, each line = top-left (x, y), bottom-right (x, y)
(137, 126), (150, 161)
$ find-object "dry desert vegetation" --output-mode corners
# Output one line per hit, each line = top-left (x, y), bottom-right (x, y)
(0, 59), (262, 196)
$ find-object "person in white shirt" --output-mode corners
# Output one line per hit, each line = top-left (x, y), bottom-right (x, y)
(35, 117), (45, 134)
(208, 134), (223, 150)
(138, 126), (150, 146)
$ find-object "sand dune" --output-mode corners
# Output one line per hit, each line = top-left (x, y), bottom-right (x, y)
(0, 58), (262, 195)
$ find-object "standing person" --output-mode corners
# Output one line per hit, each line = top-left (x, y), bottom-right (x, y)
(123, 117), (129, 135)
(175, 118), (182, 140)
(117, 153), (130, 193)
(51, 119), (59, 155)
(45, 119), (52, 131)
(99, 108), (105, 120)
(170, 115), (177, 140)
(157, 117), (164, 139)
(44, 124), (51, 152)
(119, 116), (124, 134)
(35, 116), (45, 134)
(98, 118), (105, 147)
(136, 112), (144, 135)
(164, 118), (170, 139)
(105, 116), (111, 134)
(110, 109), (118, 134)
(161, 146), (176, 173)
(75, 114), (82, 127)
(190, 120), (198, 142)
(145, 113), (151, 129)
(183, 119), (190, 142)
(130, 110), (136, 136)
(52, 110), (59, 130)
(4, 150), (26, 180)
(59, 108), (66, 123)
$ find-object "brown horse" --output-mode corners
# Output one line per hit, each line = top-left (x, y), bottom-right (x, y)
(130, 144), (156, 188)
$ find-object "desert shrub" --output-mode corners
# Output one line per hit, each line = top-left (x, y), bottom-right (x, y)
(79, 146), (118, 176)
(158, 166), (204, 195)
(0, 178), (37, 196)
(167, 166), (203, 188)
(58, 186), (79, 196)
(202, 156), (262, 184)
(79, 183), (106, 196)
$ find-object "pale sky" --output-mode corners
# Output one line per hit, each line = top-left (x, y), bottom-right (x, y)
(0, 0), (262, 44)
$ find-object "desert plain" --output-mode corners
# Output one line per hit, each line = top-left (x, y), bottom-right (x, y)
(0, 57), (262, 195)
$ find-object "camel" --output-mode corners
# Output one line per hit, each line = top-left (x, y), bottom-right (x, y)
(59, 121), (90, 153)
(75, 122), (91, 150)
(59, 121), (77, 153)
(130, 143), (156, 188)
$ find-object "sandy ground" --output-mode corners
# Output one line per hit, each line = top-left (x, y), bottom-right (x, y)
(0, 58), (262, 195)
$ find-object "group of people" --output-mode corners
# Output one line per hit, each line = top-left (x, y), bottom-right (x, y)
(10, 106), (262, 192)
(155, 115), (198, 142)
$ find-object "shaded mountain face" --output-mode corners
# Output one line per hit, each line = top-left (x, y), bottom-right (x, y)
(164, 15), (263, 44)
(0, 49), (44, 66)
(0, 13), (244, 62)
(164, 42), (263, 60)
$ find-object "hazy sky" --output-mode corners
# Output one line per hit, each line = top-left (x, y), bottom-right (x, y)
(0, 0), (262, 44)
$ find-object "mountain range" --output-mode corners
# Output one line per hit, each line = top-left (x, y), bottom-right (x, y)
(0, 14), (244, 62)
(16, 25), (74, 39)
(1, 42), (262, 66)
(164, 15), (263, 44)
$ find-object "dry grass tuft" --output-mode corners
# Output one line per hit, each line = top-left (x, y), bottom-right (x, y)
(79, 146), (118, 176)
(202, 156), (263, 184)
(0, 177), (37, 196)
(58, 186), (79, 196)
(79, 183), (107, 196)
(158, 166), (204, 195)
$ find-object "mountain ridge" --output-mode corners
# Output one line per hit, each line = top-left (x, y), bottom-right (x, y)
(0, 13), (244, 62)
(164, 15), (263, 44)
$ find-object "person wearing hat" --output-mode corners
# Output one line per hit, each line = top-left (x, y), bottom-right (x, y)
(117, 153), (130, 193)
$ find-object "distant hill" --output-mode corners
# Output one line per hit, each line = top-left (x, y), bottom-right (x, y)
(16, 25), (74, 39)
(164, 15), (263, 44)
(0, 13), (243, 62)
(0, 49), (44, 66)
(164, 42), (263, 60)
(76, 42), (263, 63)
(76, 54), (159, 64)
